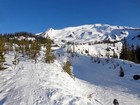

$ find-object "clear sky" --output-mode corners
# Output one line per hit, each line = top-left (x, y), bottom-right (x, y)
(0, 0), (140, 34)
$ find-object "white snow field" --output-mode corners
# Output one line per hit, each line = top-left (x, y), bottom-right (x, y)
(0, 52), (95, 105)
(0, 24), (140, 105)
(0, 50), (140, 105)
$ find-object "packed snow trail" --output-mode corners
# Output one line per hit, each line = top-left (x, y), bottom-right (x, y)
(0, 60), (47, 105)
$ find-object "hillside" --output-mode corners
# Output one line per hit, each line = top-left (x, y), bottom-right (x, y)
(0, 49), (140, 105)
(0, 24), (140, 105)
(38, 24), (140, 59)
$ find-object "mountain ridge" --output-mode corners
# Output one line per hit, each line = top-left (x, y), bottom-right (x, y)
(37, 24), (140, 46)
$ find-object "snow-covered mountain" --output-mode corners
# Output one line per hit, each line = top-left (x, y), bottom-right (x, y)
(39, 24), (140, 45)
(38, 24), (140, 59)
(0, 24), (140, 105)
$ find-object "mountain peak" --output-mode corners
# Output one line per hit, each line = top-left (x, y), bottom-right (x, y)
(39, 24), (140, 45)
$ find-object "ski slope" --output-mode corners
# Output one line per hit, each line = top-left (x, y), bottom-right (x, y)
(0, 50), (140, 105)
(0, 52), (94, 105)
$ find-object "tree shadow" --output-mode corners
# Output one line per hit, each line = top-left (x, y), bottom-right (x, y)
(0, 97), (7, 105)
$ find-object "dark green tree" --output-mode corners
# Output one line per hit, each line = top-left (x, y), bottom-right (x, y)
(29, 40), (41, 63)
(45, 37), (55, 63)
(5, 38), (13, 54)
(0, 36), (6, 70)
(113, 50), (118, 58)
(12, 49), (19, 69)
(120, 39), (128, 60)
(119, 66), (124, 77)
(136, 45), (140, 63)
(63, 59), (72, 76)
(131, 45), (139, 63)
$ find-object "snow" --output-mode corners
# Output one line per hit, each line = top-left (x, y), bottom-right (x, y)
(38, 24), (140, 59)
(59, 52), (140, 105)
(14, 36), (35, 41)
(1, 51), (140, 105)
(0, 53), (93, 105)
(40, 24), (140, 46)
(1, 24), (140, 105)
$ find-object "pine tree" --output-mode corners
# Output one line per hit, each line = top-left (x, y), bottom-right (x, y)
(19, 39), (26, 56)
(12, 50), (19, 69)
(29, 40), (40, 63)
(120, 39), (140, 63)
(5, 38), (13, 54)
(63, 59), (72, 76)
(113, 50), (118, 58)
(24, 40), (30, 56)
(0, 36), (6, 70)
(120, 39), (128, 60)
(119, 66), (124, 77)
(130, 44), (139, 63)
(136, 45), (140, 63)
(45, 37), (55, 63)
(12, 46), (20, 69)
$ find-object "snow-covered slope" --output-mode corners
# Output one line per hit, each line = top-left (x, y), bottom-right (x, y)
(0, 52), (95, 105)
(0, 24), (140, 105)
(0, 50), (140, 105)
(39, 24), (140, 45)
(39, 24), (140, 59)
(70, 55), (140, 105)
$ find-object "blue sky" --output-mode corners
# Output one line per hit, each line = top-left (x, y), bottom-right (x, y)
(0, 0), (140, 34)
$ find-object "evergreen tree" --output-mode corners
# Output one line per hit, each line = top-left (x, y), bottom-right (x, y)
(24, 40), (30, 56)
(18, 39), (26, 56)
(130, 44), (139, 63)
(136, 45), (140, 63)
(45, 37), (55, 63)
(4, 37), (13, 54)
(119, 66), (124, 77)
(29, 40), (40, 63)
(113, 50), (118, 58)
(120, 39), (140, 63)
(12, 50), (19, 69)
(0, 36), (6, 70)
(63, 59), (72, 76)
(120, 39), (128, 60)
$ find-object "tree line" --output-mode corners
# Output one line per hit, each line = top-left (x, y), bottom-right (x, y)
(120, 39), (140, 63)
(0, 32), (56, 70)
